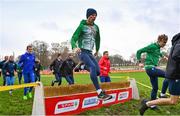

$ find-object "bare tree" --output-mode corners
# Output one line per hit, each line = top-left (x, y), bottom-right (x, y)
(51, 43), (61, 54)
(31, 40), (50, 68)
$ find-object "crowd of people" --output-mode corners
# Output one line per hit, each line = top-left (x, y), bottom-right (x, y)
(0, 44), (112, 100)
(0, 8), (113, 101)
(0, 45), (42, 99)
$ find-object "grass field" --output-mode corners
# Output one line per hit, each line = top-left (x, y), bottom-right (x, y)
(0, 72), (180, 115)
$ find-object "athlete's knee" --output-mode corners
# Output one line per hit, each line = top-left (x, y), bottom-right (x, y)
(170, 100), (178, 105)
(170, 98), (179, 105)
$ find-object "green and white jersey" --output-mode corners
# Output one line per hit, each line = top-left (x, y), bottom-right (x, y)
(71, 20), (100, 52)
(136, 43), (164, 69)
(80, 25), (98, 51)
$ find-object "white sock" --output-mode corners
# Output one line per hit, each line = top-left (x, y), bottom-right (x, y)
(161, 93), (165, 96)
(150, 105), (156, 108)
(97, 89), (102, 95)
(9, 90), (12, 94)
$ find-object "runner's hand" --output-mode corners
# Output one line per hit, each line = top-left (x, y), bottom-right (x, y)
(94, 51), (98, 57)
(104, 67), (107, 70)
(73, 48), (81, 54)
(164, 56), (168, 61)
(138, 63), (144, 68)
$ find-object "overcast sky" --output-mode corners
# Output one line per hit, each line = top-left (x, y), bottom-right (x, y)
(0, 0), (180, 59)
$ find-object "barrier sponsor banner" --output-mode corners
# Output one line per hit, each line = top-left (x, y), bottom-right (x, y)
(45, 87), (132, 115)
(54, 99), (80, 114)
(82, 96), (100, 108)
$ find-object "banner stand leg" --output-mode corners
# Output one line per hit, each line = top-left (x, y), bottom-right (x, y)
(32, 82), (45, 115)
(129, 78), (140, 100)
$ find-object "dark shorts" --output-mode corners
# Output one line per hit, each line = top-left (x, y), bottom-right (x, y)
(168, 79), (180, 96)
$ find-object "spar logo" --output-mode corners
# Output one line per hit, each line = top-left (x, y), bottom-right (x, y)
(82, 96), (100, 108)
(54, 99), (79, 114)
(118, 91), (129, 101)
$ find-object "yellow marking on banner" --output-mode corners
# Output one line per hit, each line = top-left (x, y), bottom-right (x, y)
(0, 82), (40, 92)
(136, 81), (170, 96)
(111, 76), (129, 80)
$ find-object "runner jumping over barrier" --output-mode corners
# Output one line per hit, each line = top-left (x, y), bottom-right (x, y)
(71, 8), (112, 101)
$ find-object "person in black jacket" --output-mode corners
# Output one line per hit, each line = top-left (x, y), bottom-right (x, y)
(0, 56), (9, 86)
(60, 53), (76, 85)
(3, 55), (17, 95)
(17, 63), (23, 84)
(140, 33), (180, 115)
(34, 59), (42, 82)
(50, 53), (63, 86)
(74, 62), (89, 72)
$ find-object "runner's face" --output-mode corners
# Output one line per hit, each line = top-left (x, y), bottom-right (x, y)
(159, 40), (167, 48)
(58, 56), (62, 59)
(104, 53), (109, 58)
(4, 56), (8, 61)
(9, 56), (14, 61)
(27, 47), (33, 53)
(69, 55), (73, 59)
(87, 14), (97, 24)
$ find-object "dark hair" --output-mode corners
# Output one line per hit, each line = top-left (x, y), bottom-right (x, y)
(103, 51), (108, 55)
(26, 45), (33, 50)
(4, 56), (8, 60)
(157, 34), (168, 42)
(57, 53), (61, 57)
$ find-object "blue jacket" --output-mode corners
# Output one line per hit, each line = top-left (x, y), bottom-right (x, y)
(18, 52), (35, 74)
(3, 61), (17, 76)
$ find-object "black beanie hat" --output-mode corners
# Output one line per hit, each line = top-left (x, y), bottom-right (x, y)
(86, 8), (97, 18)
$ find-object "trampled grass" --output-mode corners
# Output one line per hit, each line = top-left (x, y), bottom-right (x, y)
(0, 72), (180, 115)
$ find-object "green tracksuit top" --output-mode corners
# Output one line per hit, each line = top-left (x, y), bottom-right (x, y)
(71, 20), (100, 52)
(136, 43), (163, 69)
